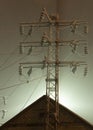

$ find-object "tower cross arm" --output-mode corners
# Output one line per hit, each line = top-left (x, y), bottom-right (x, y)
(19, 61), (87, 68)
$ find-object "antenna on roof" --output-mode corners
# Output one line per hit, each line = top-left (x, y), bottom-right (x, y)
(19, 0), (88, 129)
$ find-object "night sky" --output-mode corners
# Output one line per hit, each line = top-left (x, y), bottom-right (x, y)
(0, 0), (93, 126)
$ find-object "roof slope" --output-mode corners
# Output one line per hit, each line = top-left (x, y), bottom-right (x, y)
(0, 95), (93, 130)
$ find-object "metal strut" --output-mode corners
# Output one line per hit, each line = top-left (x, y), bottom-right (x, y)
(45, 14), (60, 130)
(45, 0), (60, 129)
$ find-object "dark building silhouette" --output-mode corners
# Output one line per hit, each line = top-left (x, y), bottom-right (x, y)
(0, 95), (93, 130)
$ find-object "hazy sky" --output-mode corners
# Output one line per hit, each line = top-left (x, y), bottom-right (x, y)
(0, 0), (93, 126)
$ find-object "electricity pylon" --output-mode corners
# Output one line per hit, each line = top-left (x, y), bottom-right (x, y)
(19, 6), (88, 130)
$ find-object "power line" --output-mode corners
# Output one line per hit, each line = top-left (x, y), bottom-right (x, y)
(0, 47), (18, 68)
(19, 73), (45, 111)
(0, 74), (46, 91)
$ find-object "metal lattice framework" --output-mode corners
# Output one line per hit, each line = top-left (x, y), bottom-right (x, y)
(19, 6), (88, 130)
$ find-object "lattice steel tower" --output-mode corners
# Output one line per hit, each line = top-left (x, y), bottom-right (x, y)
(19, 1), (88, 130)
